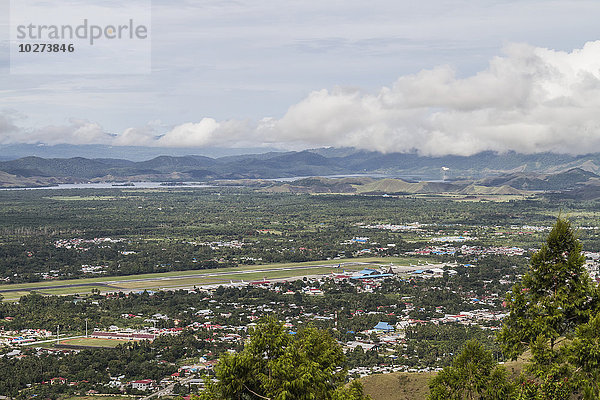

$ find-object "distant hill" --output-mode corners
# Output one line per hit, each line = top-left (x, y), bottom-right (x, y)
(459, 184), (526, 195)
(3, 149), (600, 191)
(258, 177), (531, 196)
(477, 168), (599, 191)
(356, 178), (462, 194)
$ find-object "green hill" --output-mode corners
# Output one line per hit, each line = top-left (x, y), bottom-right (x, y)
(361, 372), (435, 400)
(356, 178), (461, 194)
(361, 358), (527, 400)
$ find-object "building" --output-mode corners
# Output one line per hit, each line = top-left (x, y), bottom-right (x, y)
(372, 322), (395, 333)
(130, 379), (154, 391)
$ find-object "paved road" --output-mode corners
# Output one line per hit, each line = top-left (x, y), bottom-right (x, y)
(16, 335), (85, 346)
(141, 375), (197, 400)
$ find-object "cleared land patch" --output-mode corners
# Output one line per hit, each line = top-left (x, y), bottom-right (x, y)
(361, 371), (435, 400)
(58, 337), (132, 348)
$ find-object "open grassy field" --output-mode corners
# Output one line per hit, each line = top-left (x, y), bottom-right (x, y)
(361, 356), (528, 400)
(59, 337), (132, 348)
(38, 286), (113, 296)
(362, 371), (436, 400)
(1, 291), (32, 301)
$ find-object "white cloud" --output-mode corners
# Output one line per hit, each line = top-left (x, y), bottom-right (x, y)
(156, 119), (254, 148)
(252, 40), (600, 155)
(113, 126), (157, 147)
(30, 119), (113, 146)
(0, 114), (113, 146)
(6, 40), (600, 156)
(0, 113), (19, 142)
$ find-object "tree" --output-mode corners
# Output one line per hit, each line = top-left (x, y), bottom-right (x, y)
(498, 218), (598, 360)
(496, 218), (600, 398)
(200, 318), (370, 400)
(428, 340), (513, 400)
(567, 312), (600, 398)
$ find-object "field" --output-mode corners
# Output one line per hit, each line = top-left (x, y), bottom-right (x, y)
(362, 372), (436, 400)
(58, 337), (132, 348)
(361, 356), (529, 400)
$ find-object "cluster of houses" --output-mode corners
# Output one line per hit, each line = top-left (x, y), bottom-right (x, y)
(81, 265), (108, 274)
(408, 244), (527, 257)
(0, 329), (53, 346)
(54, 237), (126, 251)
(584, 251), (600, 281)
(187, 240), (244, 250)
(0, 259), (521, 394)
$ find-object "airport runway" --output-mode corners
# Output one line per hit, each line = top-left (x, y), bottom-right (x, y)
(0, 261), (381, 295)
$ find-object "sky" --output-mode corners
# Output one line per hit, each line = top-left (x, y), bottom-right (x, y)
(2, 0), (600, 156)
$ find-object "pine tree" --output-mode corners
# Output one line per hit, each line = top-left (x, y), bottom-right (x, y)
(428, 340), (513, 400)
(498, 218), (598, 360)
(199, 318), (371, 400)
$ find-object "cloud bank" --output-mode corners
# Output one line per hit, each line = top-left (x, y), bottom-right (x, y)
(4, 40), (600, 156)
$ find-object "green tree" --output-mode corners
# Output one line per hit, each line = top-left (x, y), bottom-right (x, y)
(498, 218), (598, 360)
(567, 312), (600, 398)
(497, 218), (600, 398)
(201, 318), (370, 400)
(428, 340), (513, 400)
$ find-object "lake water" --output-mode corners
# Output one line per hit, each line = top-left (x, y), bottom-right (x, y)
(0, 182), (214, 191)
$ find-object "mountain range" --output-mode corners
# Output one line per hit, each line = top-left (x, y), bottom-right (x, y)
(1, 148), (600, 196)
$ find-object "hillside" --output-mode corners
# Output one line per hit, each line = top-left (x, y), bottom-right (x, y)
(260, 177), (531, 196)
(361, 358), (526, 400)
(362, 372), (435, 400)
(2, 149), (600, 192)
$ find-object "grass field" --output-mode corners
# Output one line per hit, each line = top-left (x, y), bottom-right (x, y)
(59, 337), (132, 347)
(361, 356), (528, 400)
(1, 291), (32, 301)
(362, 372), (436, 400)
(38, 286), (112, 296)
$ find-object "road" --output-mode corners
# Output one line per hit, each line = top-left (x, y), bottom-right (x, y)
(17, 335), (85, 346)
(141, 375), (197, 400)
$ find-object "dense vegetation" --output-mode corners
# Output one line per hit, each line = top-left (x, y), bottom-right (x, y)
(2, 189), (600, 399)
(429, 219), (600, 399)
(196, 318), (371, 400)
(2, 188), (600, 283)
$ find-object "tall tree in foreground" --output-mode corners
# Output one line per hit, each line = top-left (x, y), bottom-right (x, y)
(497, 217), (600, 398)
(197, 318), (371, 400)
(498, 218), (597, 359)
(428, 340), (513, 400)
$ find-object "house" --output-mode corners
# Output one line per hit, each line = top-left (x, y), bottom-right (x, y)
(131, 379), (154, 391)
(50, 377), (67, 385)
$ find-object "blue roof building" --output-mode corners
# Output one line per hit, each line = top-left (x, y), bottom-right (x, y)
(351, 268), (393, 280)
(373, 322), (394, 332)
